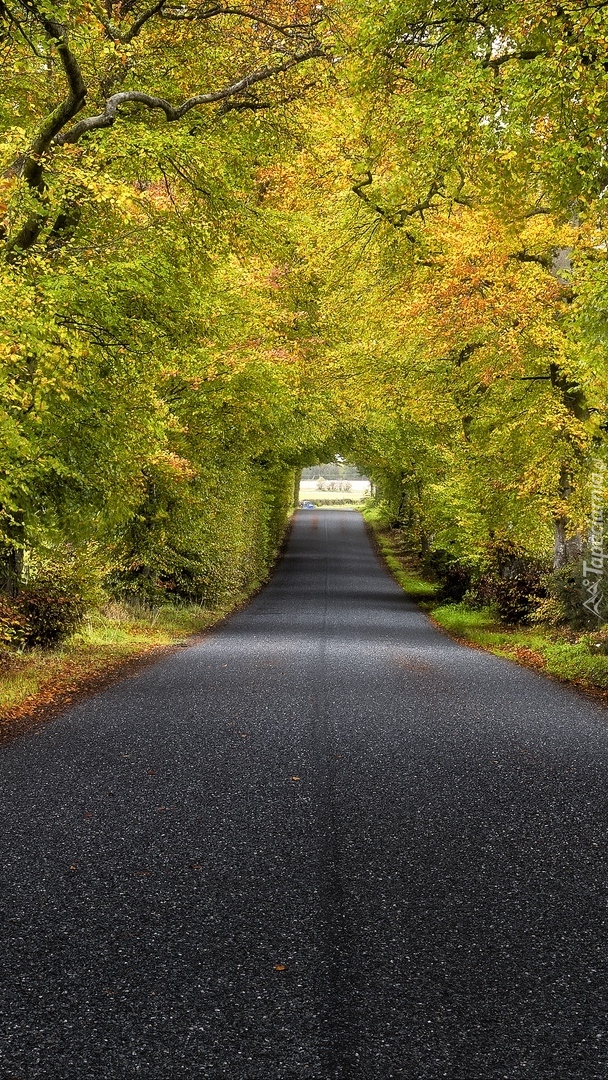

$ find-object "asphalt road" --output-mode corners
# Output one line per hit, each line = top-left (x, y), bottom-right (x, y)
(2, 509), (608, 1079)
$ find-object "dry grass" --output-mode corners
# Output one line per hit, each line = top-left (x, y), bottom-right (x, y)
(0, 600), (228, 727)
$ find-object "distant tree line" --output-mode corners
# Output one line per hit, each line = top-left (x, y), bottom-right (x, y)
(316, 479), (353, 491)
(301, 464), (366, 481)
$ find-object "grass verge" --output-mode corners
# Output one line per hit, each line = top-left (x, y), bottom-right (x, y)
(0, 598), (239, 732)
(0, 512), (300, 733)
(0, 510), (300, 735)
(365, 512), (608, 699)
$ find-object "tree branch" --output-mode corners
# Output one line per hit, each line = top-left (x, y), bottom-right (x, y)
(13, 0), (87, 177)
(93, 2), (324, 41)
(5, 0), (87, 254)
(2, 0), (45, 56)
(92, 0), (167, 43)
(162, 156), (211, 195)
(509, 250), (552, 269)
(524, 206), (553, 218)
(55, 48), (323, 145)
(351, 171), (444, 241)
(482, 49), (545, 73)
(161, 4), (324, 35)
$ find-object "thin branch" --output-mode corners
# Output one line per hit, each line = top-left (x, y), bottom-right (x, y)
(217, 80), (315, 115)
(509, 250), (552, 269)
(351, 170), (444, 241)
(216, 98), (272, 115)
(482, 49), (545, 73)
(3, 0), (45, 56)
(92, 0), (167, 43)
(55, 314), (130, 349)
(351, 171), (417, 241)
(161, 4), (324, 35)
(453, 342), (484, 366)
(163, 156), (211, 196)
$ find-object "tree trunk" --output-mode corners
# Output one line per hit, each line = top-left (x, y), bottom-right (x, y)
(552, 464), (582, 569)
(2, 547), (24, 598)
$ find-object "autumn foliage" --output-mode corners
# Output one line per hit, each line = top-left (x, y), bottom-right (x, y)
(1, 0), (608, 636)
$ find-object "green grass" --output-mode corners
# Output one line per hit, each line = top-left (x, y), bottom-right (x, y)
(76, 600), (214, 645)
(431, 602), (501, 641)
(0, 598), (235, 721)
(0, 519), (291, 724)
(540, 640), (608, 688)
(366, 516), (608, 695)
(378, 546), (440, 602)
(299, 493), (368, 506)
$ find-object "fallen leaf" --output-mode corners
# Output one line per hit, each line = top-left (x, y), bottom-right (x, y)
(273, 964), (286, 972)
(291, 776), (301, 781)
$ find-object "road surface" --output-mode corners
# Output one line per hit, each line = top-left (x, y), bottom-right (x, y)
(1, 510), (608, 1078)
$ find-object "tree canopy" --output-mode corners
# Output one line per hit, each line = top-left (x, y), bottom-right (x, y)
(1, 0), (607, 619)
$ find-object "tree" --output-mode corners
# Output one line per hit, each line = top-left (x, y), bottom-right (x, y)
(1, 1), (327, 253)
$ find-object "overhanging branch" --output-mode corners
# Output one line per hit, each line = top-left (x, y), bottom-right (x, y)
(93, 0), (167, 43)
(162, 4), (325, 35)
(92, 0), (325, 43)
(351, 170), (444, 242)
(509, 249), (552, 269)
(55, 48), (323, 145)
(14, 0), (87, 176)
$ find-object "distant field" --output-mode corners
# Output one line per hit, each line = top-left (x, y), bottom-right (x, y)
(298, 479), (370, 505)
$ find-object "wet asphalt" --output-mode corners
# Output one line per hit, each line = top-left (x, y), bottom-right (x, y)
(1, 509), (608, 1079)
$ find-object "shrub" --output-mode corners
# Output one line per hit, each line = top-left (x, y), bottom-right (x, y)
(424, 548), (473, 602)
(474, 540), (548, 625)
(18, 581), (84, 647)
(546, 559), (606, 631)
(441, 562), (474, 602)
(28, 545), (108, 611)
(530, 595), (567, 627)
(476, 567), (546, 624)
(0, 567), (86, 650)
(0, 595), (28, 649)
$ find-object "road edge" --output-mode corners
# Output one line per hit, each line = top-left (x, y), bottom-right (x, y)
(363, 513), (608, 713)
(0, 515), (297, 744)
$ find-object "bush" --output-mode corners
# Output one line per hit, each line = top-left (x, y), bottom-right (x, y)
(474, 540), (548, 625)
(546, 560), (606, 631)
(18, 581), (84, 647)
(0, 594), (28, 649)
(0, 570), (86, 650)
(424, 548), (473, 602)
(476, 567), (547, 624)
(530, 595), (567, 627)
(29, 545), (108, 611)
